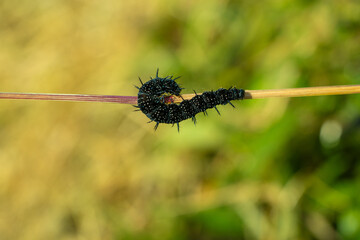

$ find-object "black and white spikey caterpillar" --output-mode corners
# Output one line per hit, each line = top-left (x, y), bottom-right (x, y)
(135, 69), (245, 131)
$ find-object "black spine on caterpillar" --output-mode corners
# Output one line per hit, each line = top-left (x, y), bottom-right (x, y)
(135, 69), (245, 131)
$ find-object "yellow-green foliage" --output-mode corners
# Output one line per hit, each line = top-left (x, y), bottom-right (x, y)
(0, 0), (360, 239)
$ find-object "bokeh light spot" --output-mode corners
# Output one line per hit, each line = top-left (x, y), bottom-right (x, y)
(319, 120), (343, 148)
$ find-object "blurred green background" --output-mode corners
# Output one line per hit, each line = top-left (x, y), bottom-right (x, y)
(1, 0), (360, 239)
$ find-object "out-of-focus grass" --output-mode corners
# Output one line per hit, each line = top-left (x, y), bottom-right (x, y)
(0, 0), (360, 239)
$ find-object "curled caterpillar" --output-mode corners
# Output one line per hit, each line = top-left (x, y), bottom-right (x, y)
(135, 69), (245, 131)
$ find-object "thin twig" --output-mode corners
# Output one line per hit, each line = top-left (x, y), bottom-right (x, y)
(0, 85), (359, 105)
(0, 92), (137, 104)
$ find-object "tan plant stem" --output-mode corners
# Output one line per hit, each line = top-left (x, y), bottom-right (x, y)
(0, 85), (359, 105)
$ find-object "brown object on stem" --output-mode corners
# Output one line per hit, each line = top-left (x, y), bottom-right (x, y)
(0, 85), (359, 105)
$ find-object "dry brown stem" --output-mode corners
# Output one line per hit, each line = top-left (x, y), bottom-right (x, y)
(1, 85), (359, 105)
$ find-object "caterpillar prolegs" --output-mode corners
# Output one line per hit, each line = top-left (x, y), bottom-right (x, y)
(135, 69), (245, 131)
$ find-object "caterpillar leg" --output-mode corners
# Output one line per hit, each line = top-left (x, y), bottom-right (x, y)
(214, 106), (221, 115)
(192, 116), (197, 125)
(171, 123), (180, 132)
(133, 105), (141, 112)
(228, 101), (235, 108)
(154, 122), (160, 131)
(173, 76), (181, 81)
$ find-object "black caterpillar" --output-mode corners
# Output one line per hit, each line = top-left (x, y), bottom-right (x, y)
(135, 69), (245, 131)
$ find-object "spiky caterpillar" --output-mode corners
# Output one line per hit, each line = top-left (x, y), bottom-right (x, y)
(135, 69), (245, 131)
